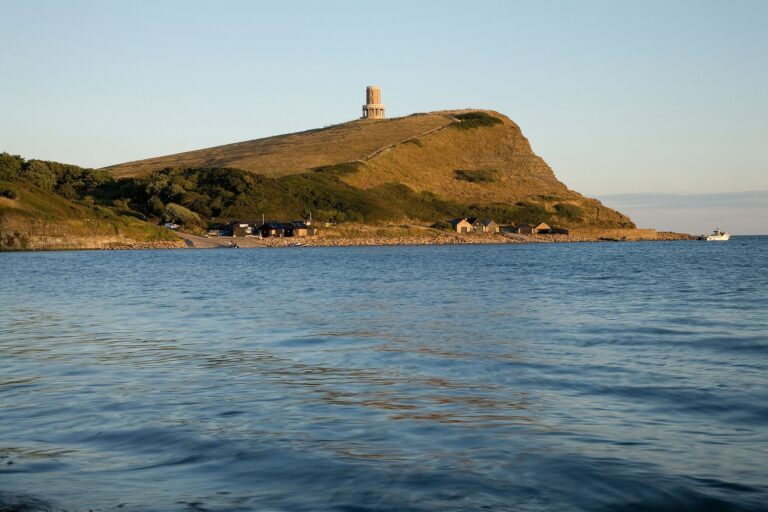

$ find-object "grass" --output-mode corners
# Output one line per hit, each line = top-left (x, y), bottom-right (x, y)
(105, 114), (453, 178)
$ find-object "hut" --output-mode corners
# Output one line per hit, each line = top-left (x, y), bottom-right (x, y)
(514, 223), (533, 235)
(291, 221), (318, 237)
(228, 221), (251, 237)
(450, 218), (474, 234)
(533, 222), (551, 234)
(477, 219), (499, 234)
(260, 222), (286, 238)
(227, 220), (263, 237)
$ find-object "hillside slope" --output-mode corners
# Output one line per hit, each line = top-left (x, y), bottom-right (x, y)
(106, 114), (453, 178)
(0, 180), (181, 251)
(105, 109), (634, 228)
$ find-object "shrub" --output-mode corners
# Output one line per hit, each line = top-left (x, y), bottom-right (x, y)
(451, 112), (503, 130)
(148, 196), (165, 215)
(312, 162), (362, 176)
(454, 169), (497, 183)
(0, 153), (23, 181)
(403, 138), (423, 147)
(0, 187), (16, 199)
(554, 203), (584, 221)
(22, 161), (57, 190)
(163, 203), (200, 226)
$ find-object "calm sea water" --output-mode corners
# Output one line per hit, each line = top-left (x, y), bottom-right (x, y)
(1, 238), (767, 512)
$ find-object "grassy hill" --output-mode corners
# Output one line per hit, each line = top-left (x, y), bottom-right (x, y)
(105, 110), (634, 229)
(106, 114), (453, 178)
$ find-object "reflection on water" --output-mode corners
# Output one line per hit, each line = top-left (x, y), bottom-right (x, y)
(1, 239), (767, 511)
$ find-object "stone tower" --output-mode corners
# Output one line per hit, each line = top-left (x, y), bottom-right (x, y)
(362, 85), (385, 119)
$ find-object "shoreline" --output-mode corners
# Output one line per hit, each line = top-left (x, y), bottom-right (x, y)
(176, 230), (697, 250)
(0, 231), (698, 252)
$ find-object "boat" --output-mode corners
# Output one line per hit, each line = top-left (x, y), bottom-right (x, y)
(705, 228), (730, 241)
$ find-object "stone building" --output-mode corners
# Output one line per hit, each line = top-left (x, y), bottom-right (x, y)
(362, 85), (385, 119)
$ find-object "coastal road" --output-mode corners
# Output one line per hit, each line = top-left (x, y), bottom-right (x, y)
(175, 232), (268, 248)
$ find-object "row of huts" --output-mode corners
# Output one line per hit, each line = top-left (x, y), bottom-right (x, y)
(450, 218), (500, 234)
(450, 219), (569, 235)
(215, 220), (318, 238)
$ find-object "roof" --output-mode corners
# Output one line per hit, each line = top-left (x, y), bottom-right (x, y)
(481, 219), (496, 226)
(227, 220), (262, 226)
(533, 222), (551, 229)
(450, 218), (469, 227)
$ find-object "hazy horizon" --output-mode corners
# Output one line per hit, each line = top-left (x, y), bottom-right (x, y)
(598, 190), (768, 235)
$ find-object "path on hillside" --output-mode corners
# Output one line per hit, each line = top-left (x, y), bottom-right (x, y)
(358, 114), (461, 162)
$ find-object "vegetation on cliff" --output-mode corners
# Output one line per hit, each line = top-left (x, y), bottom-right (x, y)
(0, 153), (178, 250)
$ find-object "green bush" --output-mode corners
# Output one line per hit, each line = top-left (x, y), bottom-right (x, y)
(451, 112), (503, 130)
(163, 203), (200, 226)
(454, 169), (497, 183)
(22, 161), (56, 190)
(0, 187), (17, 199)
(554, 203), (584, 221)
(312, 162), (362, 176)
(0, 153), (23, 181)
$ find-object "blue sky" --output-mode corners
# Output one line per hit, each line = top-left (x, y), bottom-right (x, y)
(1, 0), (766, 229)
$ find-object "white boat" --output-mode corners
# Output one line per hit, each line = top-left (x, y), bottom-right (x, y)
(705, 228), (730, 241)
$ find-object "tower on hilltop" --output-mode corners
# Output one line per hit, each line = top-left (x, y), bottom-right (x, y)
(362, 85), (385, 119)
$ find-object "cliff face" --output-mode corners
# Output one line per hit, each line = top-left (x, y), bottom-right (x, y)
(104, 109), (634, 228)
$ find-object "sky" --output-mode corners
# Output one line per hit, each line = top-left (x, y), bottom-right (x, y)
(1, 1), (766, 231)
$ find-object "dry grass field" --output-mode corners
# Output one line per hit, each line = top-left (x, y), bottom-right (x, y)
(106, 114), (453, 178)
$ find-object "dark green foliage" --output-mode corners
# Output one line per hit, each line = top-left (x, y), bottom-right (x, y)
(454, 169), (498, 183)
(2, 151), (589, 230)
(0, 153), (23, 181)
(0, 187), (16, 199)
(148, 196), (165, 215)
(511, 201), (552, 224)
(451, 112), (504, 130)
(22, 161), (57, 190)
(554, 203), (584, 221)
(368, 183), (463, 221)
(312, 162), (362, 176)
(163, 203), (201, 226)
(0, 153), (114, 199)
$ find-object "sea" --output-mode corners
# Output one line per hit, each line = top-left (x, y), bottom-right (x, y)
(1, 237), (767, 512)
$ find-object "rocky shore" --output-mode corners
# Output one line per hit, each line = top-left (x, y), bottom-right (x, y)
(254, 231), (697, 248)
(4, 230), (698, 252)
(105, 239), (188, 250)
